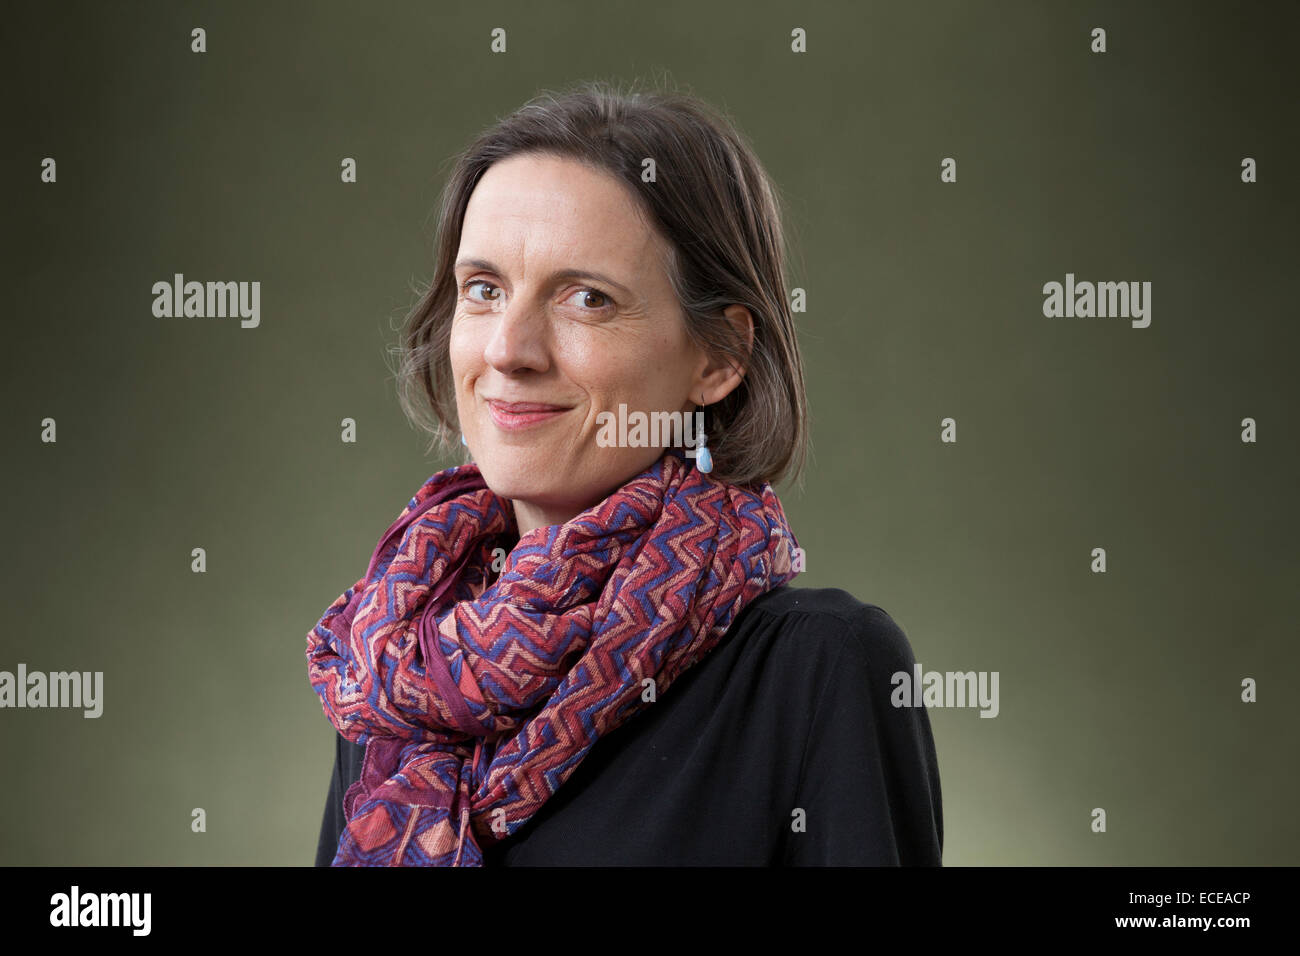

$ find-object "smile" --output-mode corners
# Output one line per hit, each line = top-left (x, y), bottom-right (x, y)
(487, 400), (571, 431)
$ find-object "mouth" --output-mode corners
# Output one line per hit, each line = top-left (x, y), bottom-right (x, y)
(486, 399), (573, 431)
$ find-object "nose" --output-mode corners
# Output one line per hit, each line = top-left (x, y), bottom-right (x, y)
(482, 294), (551, 376)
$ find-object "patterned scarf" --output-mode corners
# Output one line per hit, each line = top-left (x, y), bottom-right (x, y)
(305, 446), (799, 866)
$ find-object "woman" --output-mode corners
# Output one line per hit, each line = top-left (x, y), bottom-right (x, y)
(306, 79), (942, 866)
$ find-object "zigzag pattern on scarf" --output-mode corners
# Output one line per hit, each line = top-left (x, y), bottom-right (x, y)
(306, 448), (798, 866)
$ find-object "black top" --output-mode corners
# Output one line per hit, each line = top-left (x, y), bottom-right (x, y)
(314, 585), (943, 866)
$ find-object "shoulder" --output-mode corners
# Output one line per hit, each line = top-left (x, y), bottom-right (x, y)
(738, 588), (943, 865)
(733, 584), (919, 675)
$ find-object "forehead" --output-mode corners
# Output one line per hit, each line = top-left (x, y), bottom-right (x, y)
(459, 153), (663, 278)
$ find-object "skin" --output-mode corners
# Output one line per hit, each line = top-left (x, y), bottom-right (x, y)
(450, 152), (753, 536)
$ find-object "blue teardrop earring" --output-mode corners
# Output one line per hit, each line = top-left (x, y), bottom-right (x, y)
(695, 395), (713, 474)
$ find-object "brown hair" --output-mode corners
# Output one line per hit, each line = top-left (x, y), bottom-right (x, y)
(393, 76), (808, 490)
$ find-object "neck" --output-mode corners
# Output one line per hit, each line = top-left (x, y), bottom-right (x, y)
(512, 499), (580, 537)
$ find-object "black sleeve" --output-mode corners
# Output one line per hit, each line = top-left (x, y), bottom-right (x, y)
(782, 605), (944, 865)
(313, 731), (347, 867)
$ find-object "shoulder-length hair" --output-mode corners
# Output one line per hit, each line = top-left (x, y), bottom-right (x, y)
(393, 76), (808, 490)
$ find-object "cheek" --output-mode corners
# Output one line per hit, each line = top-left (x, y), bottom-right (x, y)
(558, 326), (677, 393)
(624, 345), (691, 400)
(448, 321), (477, 378)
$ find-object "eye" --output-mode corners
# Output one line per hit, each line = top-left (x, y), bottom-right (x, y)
(565, 287), (614, 311)
(461, 279), (502, 303)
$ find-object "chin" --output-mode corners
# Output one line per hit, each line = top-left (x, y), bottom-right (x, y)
(477, 453), (557, 497)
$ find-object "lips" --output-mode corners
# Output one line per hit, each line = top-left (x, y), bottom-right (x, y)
(487, 400), (571, 413)
(486, 398), (572, 431)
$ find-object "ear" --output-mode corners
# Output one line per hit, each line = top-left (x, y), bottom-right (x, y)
(691, 304), (754, 404)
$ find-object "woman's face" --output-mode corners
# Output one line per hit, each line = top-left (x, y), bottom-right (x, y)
(450, 152), (740, 536)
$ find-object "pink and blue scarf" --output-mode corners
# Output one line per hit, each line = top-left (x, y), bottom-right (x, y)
(306, 447), (799, 866)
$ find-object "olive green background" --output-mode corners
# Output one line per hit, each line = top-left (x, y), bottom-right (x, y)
(2, 0), (1296, 865)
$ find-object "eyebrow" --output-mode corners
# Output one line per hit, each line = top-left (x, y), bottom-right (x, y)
(454, 257), (634, 298)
